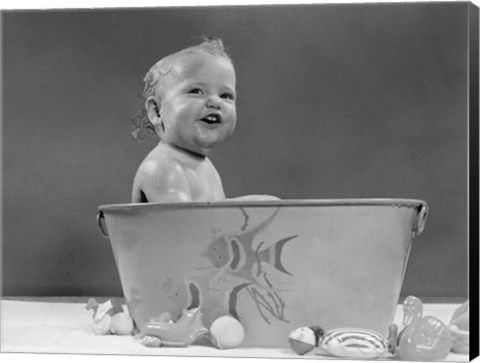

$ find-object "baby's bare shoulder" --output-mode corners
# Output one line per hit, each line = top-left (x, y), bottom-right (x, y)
(137, 153), (183, 177)
(132, 152), (190, 203)
(134, 157), (189, 198)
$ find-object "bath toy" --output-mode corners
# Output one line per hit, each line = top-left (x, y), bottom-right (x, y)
(393, 296), (452, 361)
(288, 326), (323, 355)
(449, 300), (469, 330)
(448, 325), (469, 355)
(110, 312), (135, 335)
(140, 308), (209, 347)
(289, 325), (388, 358)
(209, 315), (245, 349)
(449, 300), (469, 354)
(318, 327), (389, 359)
(86, 297), (124, 319)
(92, 313), (112, 335)
(85, 298), (134, 336)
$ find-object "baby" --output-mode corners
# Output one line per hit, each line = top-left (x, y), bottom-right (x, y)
(132, 38), (276, 203)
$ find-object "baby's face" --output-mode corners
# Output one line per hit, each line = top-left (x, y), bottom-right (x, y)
(156, 52), (237, 156)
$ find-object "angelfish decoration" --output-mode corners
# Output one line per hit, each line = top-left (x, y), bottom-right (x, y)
(204, 208), (297, 281)
(164, 208), (298, 326)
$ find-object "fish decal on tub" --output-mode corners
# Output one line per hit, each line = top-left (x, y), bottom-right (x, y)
(204, 208), (279, 268)
(204, 208), (298, 286)
(163, 208), (299, 325)
(165, 279), (201, 313)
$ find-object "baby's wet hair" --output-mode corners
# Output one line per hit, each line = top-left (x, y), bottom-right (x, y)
(131, 36), (232, 141)
(143, 36), (232, 100)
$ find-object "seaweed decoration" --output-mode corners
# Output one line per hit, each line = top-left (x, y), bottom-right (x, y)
(239, 207), (250, 231)
(245, 286), (289, 324)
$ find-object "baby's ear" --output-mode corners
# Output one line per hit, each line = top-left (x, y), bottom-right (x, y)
(145, 97), (161, 126)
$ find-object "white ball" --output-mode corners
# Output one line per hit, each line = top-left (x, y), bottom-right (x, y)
(210, 315), (245, 349)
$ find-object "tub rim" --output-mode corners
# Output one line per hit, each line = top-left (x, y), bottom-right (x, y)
(98, 198), (428, 212)
(97, 198), (429, 239)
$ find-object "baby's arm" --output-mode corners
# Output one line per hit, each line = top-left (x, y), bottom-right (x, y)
(132, 157), (192, 203)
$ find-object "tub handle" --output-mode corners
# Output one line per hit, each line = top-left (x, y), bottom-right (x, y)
(412, 204), (429, 238)
(96, 211), (109, 238)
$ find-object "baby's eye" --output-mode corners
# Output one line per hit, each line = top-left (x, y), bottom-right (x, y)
(221, 92), (235, 100)
(188, 88), (203, 95)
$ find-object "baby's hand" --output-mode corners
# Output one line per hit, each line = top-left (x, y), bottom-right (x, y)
(229, 195), (280, 202)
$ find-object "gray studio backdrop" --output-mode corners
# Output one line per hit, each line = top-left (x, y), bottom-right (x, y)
(2, 3), (471, 298)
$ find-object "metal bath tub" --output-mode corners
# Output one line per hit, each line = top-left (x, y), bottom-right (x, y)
(97, 199), (428, 348)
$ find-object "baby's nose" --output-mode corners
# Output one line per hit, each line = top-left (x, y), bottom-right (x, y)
(206, 96), (221, 109)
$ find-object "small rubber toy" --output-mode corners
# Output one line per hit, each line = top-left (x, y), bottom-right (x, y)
(85, 297), (134, 336)
(319, 327), (389, 359)
(449, 300), (469, 354)
(209, 315), (245, 349)
(288, 326), (324, 355)
(92, 313), (112, 335)
(394, 296), (452, 361)
(110, 312), (135, 335)
(140, 308), (208, 347)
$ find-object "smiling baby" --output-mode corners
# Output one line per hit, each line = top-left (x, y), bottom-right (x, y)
(132, 38), (277, 203)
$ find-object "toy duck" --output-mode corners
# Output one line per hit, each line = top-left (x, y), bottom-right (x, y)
(394, 296), (452, 361)
(140, 308), (209, 347)
(85, 297), (134, 336)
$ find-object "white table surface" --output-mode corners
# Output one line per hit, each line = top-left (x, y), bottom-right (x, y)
(0, 297), (471, 361)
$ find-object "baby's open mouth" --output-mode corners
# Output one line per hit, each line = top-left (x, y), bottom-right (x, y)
(200, 114), (222, 124)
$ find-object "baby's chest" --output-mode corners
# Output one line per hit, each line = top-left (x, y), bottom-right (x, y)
(184, 166), (224, 200)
